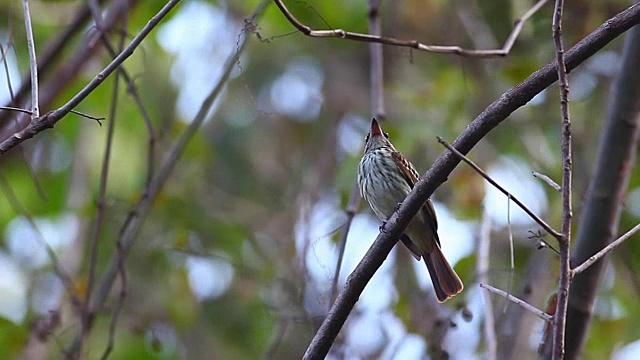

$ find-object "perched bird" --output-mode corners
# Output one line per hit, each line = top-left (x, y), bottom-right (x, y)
(357, 118), (463, 302)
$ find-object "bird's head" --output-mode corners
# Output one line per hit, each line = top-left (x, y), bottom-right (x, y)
(364, 118), (393, 153)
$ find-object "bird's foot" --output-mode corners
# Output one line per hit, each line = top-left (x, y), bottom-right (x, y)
(394, 202), (403, 212)
(379, 221), (387, 233)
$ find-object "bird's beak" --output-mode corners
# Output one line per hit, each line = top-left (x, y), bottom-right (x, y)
(370, 118), (384, 137)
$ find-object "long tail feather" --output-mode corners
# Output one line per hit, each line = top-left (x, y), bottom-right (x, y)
(423, 246), (463, 303)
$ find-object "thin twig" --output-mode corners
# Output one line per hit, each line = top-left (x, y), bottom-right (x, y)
(0, 44), (15, 100)
(368, 0), (385, 118)
(478, 210), (497, 360)
(78, 22), (125, 357)
(503, 194), (515, 314)
(0, 0), (180, 156)
(437, 137), (562, 242)
(572, 223), (640, 276)
(273, 0), (548, 58)
(0, 106), (32, 115)
(21, 0), (39, 118)
(551, 0), (573, 358)
(100, 230), (127, 360)
(101, 16), (130, 360)
(480, 283), (553, 322)
(532, 171), (561, 192)
(0, 172), (80, 307)
(330, 179), (359, 304)
(69, 109), (105, 124)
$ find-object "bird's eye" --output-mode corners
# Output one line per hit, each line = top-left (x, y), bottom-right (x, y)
(384, 132), (389, 139)
(365, 133), (370, 143)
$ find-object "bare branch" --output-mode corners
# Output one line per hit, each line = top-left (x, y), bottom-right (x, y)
(273, 0), (548, 57)
(532, 171), (561, 192)
(572, 223), (640, 276)
(69, 109), (105, 124)
(478, 211), (497, 360)
(551, 0), (573, 357)
(480, 283), (553, 322)
(437, 137), (562, 242)
(0, 106), (31, 115)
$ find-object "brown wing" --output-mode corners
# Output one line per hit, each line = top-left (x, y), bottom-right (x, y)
(391, 151), (440, 238)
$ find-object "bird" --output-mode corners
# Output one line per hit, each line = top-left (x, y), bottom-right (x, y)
(357, 118), (463, 302)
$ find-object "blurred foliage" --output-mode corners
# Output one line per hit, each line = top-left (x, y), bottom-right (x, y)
(0, 0), (637, 358)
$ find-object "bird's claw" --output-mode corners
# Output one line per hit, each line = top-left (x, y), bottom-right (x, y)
(379, 221), (387, 233)
(394, 202), (403, 212)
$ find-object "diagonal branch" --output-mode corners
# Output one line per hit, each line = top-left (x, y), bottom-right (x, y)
(273, 0), (548, 57)
(303, 4), (640, 359)
(572, 223), (640, 276)
(480, 283), (552, 322)
(437, 137), (562, 243)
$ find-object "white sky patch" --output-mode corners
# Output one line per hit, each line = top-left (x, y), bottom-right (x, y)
(345, 314), (386, 357)
(612, 338), (640, 360)
(6, 213), (79, 269)
(186, 255), (234, 300)
(337, 113), (367, 157)
(569, 70), (597, 101)
(529, 88), (546, 106)
(157, 1), (242, 122)
(625, 187), (640, 218)
(444, 286), (483, 359)
(342, 214), (398, 312)
(268, 56), (324, 121)
(586, 50), (621, 77)
(483, 156), (548, 228)
(389, 333), (427, 360)
(0, 253), (28, 323)
(294, 194), (340, 290)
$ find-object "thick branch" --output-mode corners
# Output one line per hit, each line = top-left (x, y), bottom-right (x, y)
(564, 16), (640, 360)
(303, 4), (640, 359)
